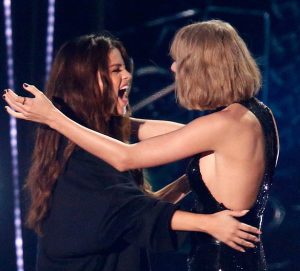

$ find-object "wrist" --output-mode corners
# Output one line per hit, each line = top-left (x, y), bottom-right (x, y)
(47, 108), (61, 129)
(194, 213), (210, 233)
(171, 211), (210, 233)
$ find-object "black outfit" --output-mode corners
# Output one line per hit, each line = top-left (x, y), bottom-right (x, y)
(186, 98), (279, 271)
(37, 147), (182, 271)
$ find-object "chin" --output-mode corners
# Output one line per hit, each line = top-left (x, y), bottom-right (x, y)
(117, 107), (126, 116)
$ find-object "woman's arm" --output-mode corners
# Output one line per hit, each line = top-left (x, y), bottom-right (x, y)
(4, 85), (230, 171)
(153, 174), (190, 203)
(4, 87), (262, 252)
(171, 209), (260, 252)
(130, 117), (184, 141)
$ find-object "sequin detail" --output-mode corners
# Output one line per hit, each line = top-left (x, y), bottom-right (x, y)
(186, 98), (279, 271)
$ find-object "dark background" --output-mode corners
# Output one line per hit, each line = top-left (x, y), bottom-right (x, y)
(0, 0), (299, 270)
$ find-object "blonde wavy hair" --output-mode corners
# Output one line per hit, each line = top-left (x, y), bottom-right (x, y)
(170, 20), (261, 110)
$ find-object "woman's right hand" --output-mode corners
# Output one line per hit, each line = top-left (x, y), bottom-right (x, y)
(171, 209), (260, 252)
(3, 83), (57, 126)
(205, 210), (260, 252)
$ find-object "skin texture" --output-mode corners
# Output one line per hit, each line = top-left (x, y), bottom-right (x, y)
(4, 84), (262, 252)
(6, 85), (265, 211)
(4, 20), (278, 260)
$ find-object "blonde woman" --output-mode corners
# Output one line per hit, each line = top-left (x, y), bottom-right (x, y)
(4, 20), (278, 270)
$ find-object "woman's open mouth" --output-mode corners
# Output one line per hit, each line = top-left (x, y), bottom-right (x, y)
(118, 87), (129, 106)
(118, 87), (128, 99)
(117, 87), (129, 115)
(118, 88), (127, 99)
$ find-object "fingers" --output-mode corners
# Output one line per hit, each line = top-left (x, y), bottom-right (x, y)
(233, 236), (255, 248)
(227, 241), (246, 252)
(4, 88), (34, 110)
(5, 88), (24, 104)
(22, 83), (41, 97)
(225, 210), (262, 235)
(239, 223), (262, 235)
(224, 224), (260, 252)
(237, 230), (260, 243)
(225, 232), (258, 252)
(5, 106), (26, 120)
(4, 92), (27, 114)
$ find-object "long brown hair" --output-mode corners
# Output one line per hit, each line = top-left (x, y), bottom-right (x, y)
(25, 35), (135, 235)
(170, 20), (261, 110)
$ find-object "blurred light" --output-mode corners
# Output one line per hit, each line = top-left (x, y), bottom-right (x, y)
(132, 83), (175, 112)
(45, 0), (56, 79)
(3, 0), (24, 271)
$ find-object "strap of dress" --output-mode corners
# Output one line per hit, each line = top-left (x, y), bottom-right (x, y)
(239, 98), (279, 215)
(239, 98), (279, 178)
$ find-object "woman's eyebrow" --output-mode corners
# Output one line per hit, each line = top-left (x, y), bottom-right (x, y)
(109, 63), (124, 68)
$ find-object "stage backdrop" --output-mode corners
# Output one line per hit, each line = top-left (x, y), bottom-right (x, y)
(0, 0), (299, 270)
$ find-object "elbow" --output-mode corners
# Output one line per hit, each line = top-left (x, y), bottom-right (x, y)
(115, 164), (128, 172)
(114, 152), (133, 172)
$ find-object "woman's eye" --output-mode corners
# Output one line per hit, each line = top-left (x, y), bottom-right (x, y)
(112, 69), (122, 73)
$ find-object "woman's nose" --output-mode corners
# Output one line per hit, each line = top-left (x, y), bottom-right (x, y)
(122, 69), (132, 81)
(171, 62), (177, 73)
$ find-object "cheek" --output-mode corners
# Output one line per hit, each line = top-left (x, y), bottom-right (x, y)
(111, 77), (120, 96)
(113, 87), (118, 98)
(171, 62), (177, 73)
(116, 101), (125, 116)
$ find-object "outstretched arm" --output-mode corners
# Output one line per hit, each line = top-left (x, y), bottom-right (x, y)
(4, 86), (261, 252)
(4, 85), (228, 171)
(130, 117), (184, 141)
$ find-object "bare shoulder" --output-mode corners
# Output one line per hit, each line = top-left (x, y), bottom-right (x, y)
(191, 107), (245, 134)
(164, 104), (263, 155)
(195, 104), (264, 150)
(182, 109), (239, 150)
(218, 103), (264, 151)
(188, 108), (234, 129)
(221, 103), (262, 133)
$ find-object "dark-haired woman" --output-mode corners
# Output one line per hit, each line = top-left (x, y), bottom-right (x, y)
(4, 32), (262, 271)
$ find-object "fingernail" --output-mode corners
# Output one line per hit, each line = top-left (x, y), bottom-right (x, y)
(2, 94), (5, 100)
(4, 89), (8, 94)
(23, 83), (29, 87)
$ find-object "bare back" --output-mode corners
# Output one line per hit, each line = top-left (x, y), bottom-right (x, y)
(198, 103), (266, 210)
(185, 97), (278, 271)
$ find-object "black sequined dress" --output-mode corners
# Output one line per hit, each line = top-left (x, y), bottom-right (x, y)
(186, 98), (279, 271)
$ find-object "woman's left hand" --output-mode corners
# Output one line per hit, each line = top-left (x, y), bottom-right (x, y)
(3, 83), (56, 126)
(205, 210), (260, 252)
